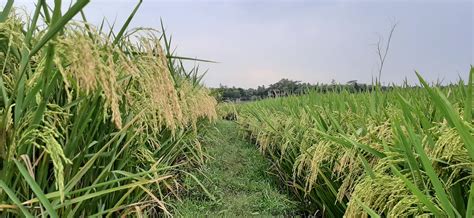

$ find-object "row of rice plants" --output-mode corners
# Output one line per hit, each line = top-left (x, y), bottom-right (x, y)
(236, 69), (473, 217)
(0, 0), (216, 216)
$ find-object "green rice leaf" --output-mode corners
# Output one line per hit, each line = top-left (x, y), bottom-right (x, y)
(390, 165), (443, 216)
(0, 0), (14, 22)
(466, 183), (474, 218)
(14, 159), (59, 218)
(30, 0), (90, 57)
(464, 66), (473, 122)
(353, 196), (380, 218)
(0, 180), (34, 217)
(113, 0), (142, 45)
(417, 72), (474, 160)
(403, 119), (456, 217)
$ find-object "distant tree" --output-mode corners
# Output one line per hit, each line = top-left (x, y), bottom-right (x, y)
(256, 85), (266, 99)
(347, 80), (358, 92)
(268, 79), (301, 96)
(210, 77), (384, 102)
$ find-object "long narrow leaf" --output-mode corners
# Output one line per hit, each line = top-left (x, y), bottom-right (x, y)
(113, 0), (142, 45)
(0, 180), (34, 217)
(0, 0), (14, 22)
(30, 0), (90, 57)
(14, 159), (59, 218)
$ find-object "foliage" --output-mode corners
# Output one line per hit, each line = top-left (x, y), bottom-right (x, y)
(212, 78), (386, 102)
(0, 1), (216, 216)
(234, 68), (473, 217)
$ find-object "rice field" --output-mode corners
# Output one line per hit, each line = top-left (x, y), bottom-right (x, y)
(0, 1), (217, 216)
(234, 69), (473, 217)
(1, 0), (473, 217)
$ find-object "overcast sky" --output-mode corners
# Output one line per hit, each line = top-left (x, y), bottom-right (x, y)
(14, 0), (474, 88)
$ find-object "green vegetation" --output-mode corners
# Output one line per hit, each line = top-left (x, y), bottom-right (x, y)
(0, 1), (216, 216)
(212, 78), (385, 102)
(173, 120), (298, 216)
(1, 1), (471, 217)
(234, 69), (473, 217)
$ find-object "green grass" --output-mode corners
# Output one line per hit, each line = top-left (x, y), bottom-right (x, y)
(172, 120), (299, 216)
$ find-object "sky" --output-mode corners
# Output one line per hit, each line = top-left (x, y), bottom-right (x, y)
(13, 0), (474, 88)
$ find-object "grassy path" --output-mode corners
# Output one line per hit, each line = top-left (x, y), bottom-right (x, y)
(173, 120), (298, 216)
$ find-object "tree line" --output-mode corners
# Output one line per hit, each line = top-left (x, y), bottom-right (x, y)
(211, 78), (381, 102)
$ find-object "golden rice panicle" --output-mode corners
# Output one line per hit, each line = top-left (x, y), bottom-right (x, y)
(293, 140), (335, 192)
(0, 3), (220, 216)
(132, 36), (182, 133)
(334, 149), (365, 202)
(429, 122), (470, 165)
(57, 34), (97, 95)
(346, 159), (435, 217)
(55, 31), (123, 128)
(178, 80), (217, 130)
(0, 13), (24, 93)
(426, 121), (472, 187)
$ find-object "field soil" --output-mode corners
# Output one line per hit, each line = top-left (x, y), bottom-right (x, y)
(172, 120), (298, 216)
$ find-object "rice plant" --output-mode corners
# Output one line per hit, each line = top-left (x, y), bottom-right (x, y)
(0, 0), (216, 216)
(235, 68), (473, 217)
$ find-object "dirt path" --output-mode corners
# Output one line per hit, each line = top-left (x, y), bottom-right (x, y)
(172, 120), (298, 216)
